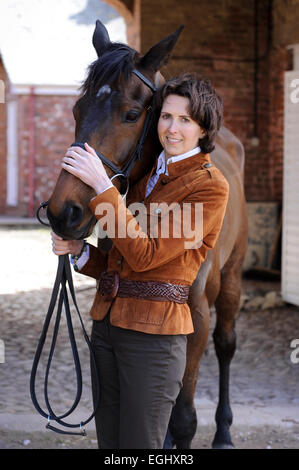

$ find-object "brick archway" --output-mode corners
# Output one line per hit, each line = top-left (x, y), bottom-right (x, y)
(102, 0), (140, 50)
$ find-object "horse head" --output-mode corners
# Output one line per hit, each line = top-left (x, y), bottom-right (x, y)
(47, 20), (183, 240)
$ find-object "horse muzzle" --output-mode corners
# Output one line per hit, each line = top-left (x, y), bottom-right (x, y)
(47, 202), (96, 240)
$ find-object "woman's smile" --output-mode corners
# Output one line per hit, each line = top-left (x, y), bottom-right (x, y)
(166, 136), (182, 144)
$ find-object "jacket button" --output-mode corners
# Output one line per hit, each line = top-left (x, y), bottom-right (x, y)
(204, 163), (212, 168)
(116, 258), (122, 266)
(161, 179), (168, 185)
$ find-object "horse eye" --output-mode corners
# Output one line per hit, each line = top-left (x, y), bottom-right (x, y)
(123, 110), (140, 123)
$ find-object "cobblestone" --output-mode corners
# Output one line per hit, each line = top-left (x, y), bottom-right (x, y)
(0, 227), (299, 449)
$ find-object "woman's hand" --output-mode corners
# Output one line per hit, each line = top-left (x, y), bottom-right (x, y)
(51, 231), (84, 256)
(61, 142), (112, 194)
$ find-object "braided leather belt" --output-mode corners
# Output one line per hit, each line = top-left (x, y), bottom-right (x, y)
(98, 271), (190, 304)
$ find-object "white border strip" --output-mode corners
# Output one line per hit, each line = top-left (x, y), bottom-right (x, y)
(10, 85), (80, 96)
(6, 100), (18, 206)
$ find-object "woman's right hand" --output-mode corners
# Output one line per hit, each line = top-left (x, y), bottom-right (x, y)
(51, 231), (84, 256)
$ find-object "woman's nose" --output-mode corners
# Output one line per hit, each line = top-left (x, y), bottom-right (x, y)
(168, 119), (179, 133)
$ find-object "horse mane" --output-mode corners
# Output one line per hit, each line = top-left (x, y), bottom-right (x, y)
(81, 43), (138, 96)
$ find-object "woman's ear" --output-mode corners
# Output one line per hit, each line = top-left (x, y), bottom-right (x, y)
(198, 127), (206, 139)
(198, 131), (207, 148)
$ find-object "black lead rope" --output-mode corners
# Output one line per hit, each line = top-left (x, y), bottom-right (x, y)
(30, 248), (100, 435)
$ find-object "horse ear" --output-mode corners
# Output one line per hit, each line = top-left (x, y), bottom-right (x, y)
(92, 20), (111, 57)
(138, 25), (184, 72)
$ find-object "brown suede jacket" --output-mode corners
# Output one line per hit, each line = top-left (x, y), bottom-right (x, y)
(79, 152), (229, 335)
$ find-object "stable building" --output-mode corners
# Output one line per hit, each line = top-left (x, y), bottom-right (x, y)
(0, 0), (298, 305)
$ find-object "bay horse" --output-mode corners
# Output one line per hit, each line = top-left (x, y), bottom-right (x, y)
(47, 20), (248, 449)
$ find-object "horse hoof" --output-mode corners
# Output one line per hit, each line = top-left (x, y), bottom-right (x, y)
(212, 442), (235, 450)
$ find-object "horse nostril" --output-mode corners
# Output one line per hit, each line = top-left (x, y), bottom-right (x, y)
(65, 203), (83, 227)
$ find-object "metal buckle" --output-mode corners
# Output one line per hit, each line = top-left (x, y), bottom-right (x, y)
(80, 422), (86, 436)
(110, 173), (129, 199)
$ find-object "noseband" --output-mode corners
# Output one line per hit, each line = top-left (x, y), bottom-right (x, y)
(37, 69), (157, 225)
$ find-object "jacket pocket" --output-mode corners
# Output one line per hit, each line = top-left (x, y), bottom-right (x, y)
(120, 298), (166, 325)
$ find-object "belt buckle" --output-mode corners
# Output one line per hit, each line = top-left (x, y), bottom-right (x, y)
(99, 271), (119, 301)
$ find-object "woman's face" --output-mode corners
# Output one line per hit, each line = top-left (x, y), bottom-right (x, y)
(157, 94), (205, 160)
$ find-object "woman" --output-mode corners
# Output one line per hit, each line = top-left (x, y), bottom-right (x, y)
(51, 73), (229, 449)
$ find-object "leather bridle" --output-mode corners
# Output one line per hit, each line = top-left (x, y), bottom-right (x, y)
(31, 69), (157, 435)
(37, 68), (157, 226)
(72, 69), (157, 177)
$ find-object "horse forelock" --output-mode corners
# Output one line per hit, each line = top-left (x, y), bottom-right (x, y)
(80, 43), (139, 97)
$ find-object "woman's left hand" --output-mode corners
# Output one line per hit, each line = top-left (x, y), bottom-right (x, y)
(62, 142), (111, 194)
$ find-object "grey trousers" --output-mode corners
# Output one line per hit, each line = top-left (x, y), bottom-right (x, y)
(90, 313), (187, 449)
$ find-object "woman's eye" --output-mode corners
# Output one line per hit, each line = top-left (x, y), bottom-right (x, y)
(181, 117), (190, 123)
(124, 110), (140, 123)
(161, 113), (170, 119)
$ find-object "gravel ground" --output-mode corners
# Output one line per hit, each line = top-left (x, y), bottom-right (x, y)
(0, 226), (299, 450)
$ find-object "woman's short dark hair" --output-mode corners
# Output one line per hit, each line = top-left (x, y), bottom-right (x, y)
(153, 73), (223, 154)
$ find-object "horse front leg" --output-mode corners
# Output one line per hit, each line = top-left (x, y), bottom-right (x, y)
(212, 320), (236, 448)
(168, 296), (210, 449)
(212, 262), (242, 449)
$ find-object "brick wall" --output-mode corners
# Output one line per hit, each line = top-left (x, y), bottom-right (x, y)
(16, 93), (76, 216)
(0, 69), (77, 218)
